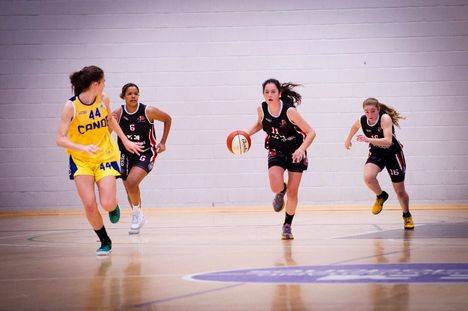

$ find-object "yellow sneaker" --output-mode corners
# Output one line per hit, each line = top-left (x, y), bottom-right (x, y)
(403, 215), (415, 230)
(372, 191), (388, 215)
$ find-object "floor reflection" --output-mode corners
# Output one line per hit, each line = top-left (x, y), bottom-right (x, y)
(123, 236), (144, 307)
(85, 256), (117, 310)
(271, 241), (306, 311)
(86, 237), (144, 310)
(370, 231), (413, 311)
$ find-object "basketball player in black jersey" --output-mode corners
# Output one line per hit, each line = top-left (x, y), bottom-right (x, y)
(245, 79), (316, 239)
(345, 98), (414, 229)
(113, 83), (172, 234)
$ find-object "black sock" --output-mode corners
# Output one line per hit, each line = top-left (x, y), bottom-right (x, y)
(281, 183), (287, 194)
(403, 212), (411, 217)
(94, 226), (111, 244)
(377, 191), (386, 199)
(284, 212), (295, 225)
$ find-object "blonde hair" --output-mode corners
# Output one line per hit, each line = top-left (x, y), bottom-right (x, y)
(363, 98), (405, 128)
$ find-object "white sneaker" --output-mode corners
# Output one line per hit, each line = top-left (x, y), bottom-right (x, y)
(129, 209), (145, 235)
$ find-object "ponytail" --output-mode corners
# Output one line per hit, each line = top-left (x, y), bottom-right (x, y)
(69, 65), (104, 96)
(262, 79), (302, 105)
(363, 98), (405, 127)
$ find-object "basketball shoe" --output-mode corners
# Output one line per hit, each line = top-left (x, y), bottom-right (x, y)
(273, 183), (287, 212)
(372, 191), (388, 215)
(96, 241), (112, 256)
(282, 223), (294, 240)
(403, 215), (415, 230)
(129, 208), (145, 235)
(109, 205), (120, 224)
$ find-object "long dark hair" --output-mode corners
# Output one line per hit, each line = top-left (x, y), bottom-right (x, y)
(69, 66), (104, 96)
(363, 98), (406, 127)
(262, 78), (302, 105)
(120, 83), (140, 99)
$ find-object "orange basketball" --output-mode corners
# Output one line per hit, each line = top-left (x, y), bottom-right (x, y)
(226, 130), (251, 155)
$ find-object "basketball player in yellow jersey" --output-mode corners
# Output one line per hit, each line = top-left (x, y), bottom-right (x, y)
(56, 66), (143, 255)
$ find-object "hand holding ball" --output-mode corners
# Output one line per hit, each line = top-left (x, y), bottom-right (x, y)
(226, 130), (251, 155)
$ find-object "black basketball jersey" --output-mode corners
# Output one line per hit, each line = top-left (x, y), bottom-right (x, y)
(118, 103), (157, 153)
(261, 100), (305, 154)
(360, 112), (402, 154)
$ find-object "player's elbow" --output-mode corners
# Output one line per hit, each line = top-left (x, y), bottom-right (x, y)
(308, 128), (316, 140)
(56, 135), (65, 148)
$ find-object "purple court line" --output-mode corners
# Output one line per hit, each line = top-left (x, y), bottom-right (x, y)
(131, 283), (244, 308)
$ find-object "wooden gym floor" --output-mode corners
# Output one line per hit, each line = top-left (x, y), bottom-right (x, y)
(0, 206), (467, 310)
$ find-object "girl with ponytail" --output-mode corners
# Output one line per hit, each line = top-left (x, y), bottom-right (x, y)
(243, 79), (316, 239)
(344, 98), (414, 230)
(56, 66), (143, 255)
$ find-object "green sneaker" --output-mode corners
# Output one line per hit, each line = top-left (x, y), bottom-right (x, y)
(96, 241), (112, 256)
(109, 205), (120, 224)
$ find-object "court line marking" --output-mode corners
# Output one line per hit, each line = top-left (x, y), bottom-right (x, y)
(372, 224), (384, 231)
(0, 233), (43, 240)
(0, 274), (187, 282)
(184, 263), (468, 285)
(3, 220), (467, 307)
(0, 222), (431, 233)
(129, 222), (426, 307)
(182, 218), (468, 286)
(182, 243), (414, 285)
(0, 221), (461, 248)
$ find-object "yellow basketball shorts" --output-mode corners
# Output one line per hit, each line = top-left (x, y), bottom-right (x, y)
(69, 156), (120, 182)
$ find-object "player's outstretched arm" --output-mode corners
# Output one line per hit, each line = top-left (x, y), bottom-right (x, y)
(246, 106), (263, 136)
(102, 93), (143, 155)
(345, 119), (361, 150)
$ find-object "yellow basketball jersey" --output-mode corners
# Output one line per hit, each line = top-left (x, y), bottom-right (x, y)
(67, 95), (119, 163)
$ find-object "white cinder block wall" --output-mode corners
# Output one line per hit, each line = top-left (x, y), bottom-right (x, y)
(1, 0), (467, 210)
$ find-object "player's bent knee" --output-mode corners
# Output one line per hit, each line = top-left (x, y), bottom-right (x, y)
(363, 175), (375, 184)
(271, 184), (284, 194)
(101, 199), (117, 212)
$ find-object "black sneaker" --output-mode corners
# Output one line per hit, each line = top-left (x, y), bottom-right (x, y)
(282, 223), (294, 240)
(273, 183), (287, 212)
